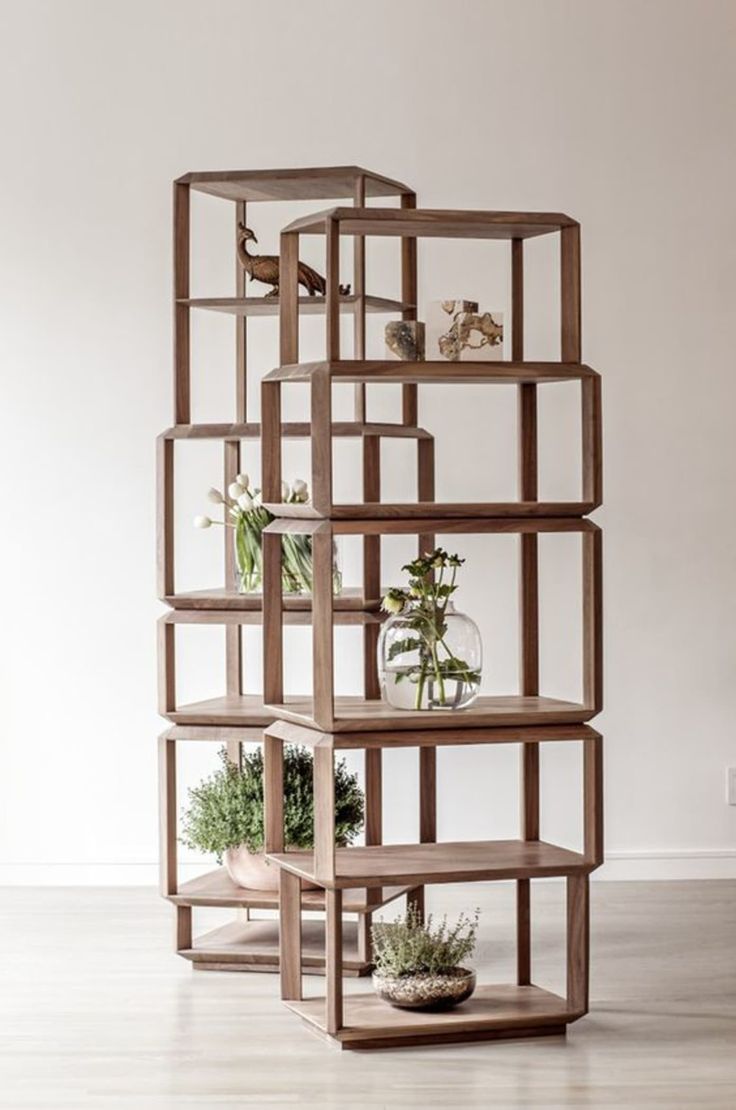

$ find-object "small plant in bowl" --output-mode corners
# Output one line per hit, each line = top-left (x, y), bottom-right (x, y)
(371, 905), (480, 1010)
(180, 746), (364, 891)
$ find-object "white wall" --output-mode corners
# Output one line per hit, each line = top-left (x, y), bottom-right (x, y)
(1, 0), (735, 883)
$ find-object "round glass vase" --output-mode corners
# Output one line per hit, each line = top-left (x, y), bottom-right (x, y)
(378, 602), (482, 711)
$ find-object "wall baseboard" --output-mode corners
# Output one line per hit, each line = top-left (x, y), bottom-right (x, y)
(0, 851), (734, 886)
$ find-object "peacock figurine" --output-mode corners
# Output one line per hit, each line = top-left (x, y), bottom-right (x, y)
(236, 223), (350, 298)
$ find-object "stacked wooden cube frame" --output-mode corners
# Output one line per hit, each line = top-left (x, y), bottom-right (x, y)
(156, 168), (604, 1045)
(158, 167), (432, 974)
(257, 204), (604, 1048)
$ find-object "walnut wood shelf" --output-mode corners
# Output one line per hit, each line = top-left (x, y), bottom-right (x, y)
(283, 206), (578, 240)
(177, 165), (414, 203)
(286, 984), (578, 1049)
(169, 867), (409, 914)
(181, 919), (371, 977)
(179, 295), (413, 316)
(164, 586), (385, 612)
(268, 839), (591, 890)
(266, 694), (592, 733)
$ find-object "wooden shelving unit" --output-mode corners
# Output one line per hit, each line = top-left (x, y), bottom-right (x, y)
(260, 204), (604, 1048)
(157, 167), (428, 973)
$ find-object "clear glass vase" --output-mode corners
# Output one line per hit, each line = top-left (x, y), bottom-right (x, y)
(378, 602), (482, 711)
(233, 523), (342, 596)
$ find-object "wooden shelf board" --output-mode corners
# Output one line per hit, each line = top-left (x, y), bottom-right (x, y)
(267, 694), (592, 733)
(181, 919), (369, 977)
(267, 839), (590, 890)
(284, 206), (577, 240)
(179, 295), (413, 317)
(178, 166), (412, 202)
(268, 501), (596, 521)
(162, 422), (432, 442)
(164, 586), (383, 612)
(267, 359), (596, 385)
(166, 695), (273, 727)
(169, 867), (409, 914)
(287, 984), (576, 1048)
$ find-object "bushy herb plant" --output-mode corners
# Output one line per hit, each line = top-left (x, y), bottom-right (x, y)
(372, 906), (480, 977)
(180, 745), (364, 860)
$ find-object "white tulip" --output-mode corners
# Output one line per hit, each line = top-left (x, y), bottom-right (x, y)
(291, 478), (308, 499)
(194, 515), (212, 529)
(238, 491), (254, 511)
(207, 487), (224, 504)
(228, 481), (245, 500)
(281, 480), (291, 501)
(236, 473), (250, 489)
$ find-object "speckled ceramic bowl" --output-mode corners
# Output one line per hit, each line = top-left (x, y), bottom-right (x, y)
(372, 968), (476, 1011)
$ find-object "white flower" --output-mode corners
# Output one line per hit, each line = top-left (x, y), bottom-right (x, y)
(238, 491), (254, 511)
(281, 480), (291, 501)
(381, 592), (405, 615)
(291, 478), (308, 501)
(207, 487), (224, 504)
(228, 481), (245, 500)
(236, 473), (250, 489)
(194, 515), (212, 529)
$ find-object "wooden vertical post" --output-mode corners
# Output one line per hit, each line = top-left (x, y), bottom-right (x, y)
(156, 435), (174, 598)
(514, 237), (540, 987)
(325, 889), (344, 1035)
(583, 528), (603, 713)
(417, 435), (435, 558)
(582, 374), (602, 507)
(311, 369), (332, 517)
(262, 529), (284, 706)
(566, 873), (590, 1014)
(224, 442), (242, 766)
(353, 175), (367, 421)
(312, 527), (335, 730)
(325, 217), (341, 361)
(313, 741), (336, 884)
(359, 743), (383, 960)
(263, 732), (285, 854)
(583, 733), (604, 866)
(173, 182), (190, 424)
(157, 618), (176, 715)
(561, 224), (582, 362)
(280, 869), (303, 1001)
(362, 433), (381, 697)
(158, 733), (177, 897)
(235, 201), (247, 421)
(175, 906), (192, 951)
(279, 232), (299, 367)
(401, 192), (418, 426)
(261, 379), (282, 506)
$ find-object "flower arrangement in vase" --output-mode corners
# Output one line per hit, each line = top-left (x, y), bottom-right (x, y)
(180, 746), (364, 891)
(194, 474), (341, 595)
(371, 906), (480, 1010)
(378, 548), (482, 711)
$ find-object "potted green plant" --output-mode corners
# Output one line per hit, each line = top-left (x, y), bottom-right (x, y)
(180, 746), (364, 891)
(371, 906), (480, 1010)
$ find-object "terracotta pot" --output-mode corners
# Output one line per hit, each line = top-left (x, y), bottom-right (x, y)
(372, 967), (476, 1011)
(223, 846), (317, 891)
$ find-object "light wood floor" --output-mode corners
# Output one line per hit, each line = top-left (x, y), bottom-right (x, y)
(0, 881), (734, 1108)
